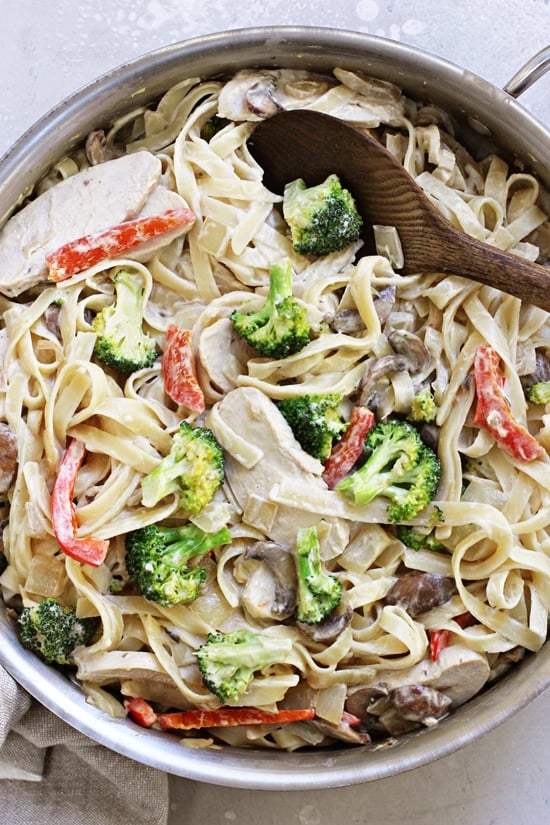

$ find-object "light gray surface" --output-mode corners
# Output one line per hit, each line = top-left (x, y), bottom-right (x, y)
(168, 690), (550, 824)
(2, 1), (550, 822)
(1, 0), (549, 156)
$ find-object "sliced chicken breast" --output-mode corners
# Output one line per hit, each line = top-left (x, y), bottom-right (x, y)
(0, 150), (162, 296)
(207, 386), (342, 546)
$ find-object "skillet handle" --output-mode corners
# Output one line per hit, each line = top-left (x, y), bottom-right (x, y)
(503, 46), (550, 97)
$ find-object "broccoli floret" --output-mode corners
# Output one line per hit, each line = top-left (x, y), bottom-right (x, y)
(125, 522), (232, 607)
(18, 598), (99, 665)
(282, 173), (363, 257)
(336, 419), (441, 523)
(92, 268), (157, 374)
(277, 393), (348, 461)
(141, 421), (224, 515)
(230, 258), (310, 358)
(410, 387), (438, 423)
(196, 629), (293, 703)
(526, 381), (550, 405)
(295, 525), (343, 625)
(397, 525), (445, 552)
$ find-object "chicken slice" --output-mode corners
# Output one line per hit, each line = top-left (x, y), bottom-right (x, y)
(354, 643), (491, 711)
(74, 649), (175, 685)
(0, 150), (162, 296)
(207, 386), (339, 546)
(136, 185), (189, 218)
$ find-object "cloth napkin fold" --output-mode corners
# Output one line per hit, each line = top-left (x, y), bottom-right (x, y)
(0, 666), (170, 825)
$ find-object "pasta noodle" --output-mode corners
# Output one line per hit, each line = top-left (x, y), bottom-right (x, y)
(1, 64), (550, 750)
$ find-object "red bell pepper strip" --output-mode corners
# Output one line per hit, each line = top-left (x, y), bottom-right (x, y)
(156, 706), (316, 731)
(322, 405), (375, 489)
(340, 710), (362, 728)
(124, 697), (158, 728)
(51, 438), (110, 567)
(429, 629), (452, 662)
(46, 207), (196, 281)
(429, 612), (475, 661)
(161, 325), (205, 413)
(473, 345), (543, 462)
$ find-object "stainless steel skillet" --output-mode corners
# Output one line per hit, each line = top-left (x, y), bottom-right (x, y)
(0, 27), (549, 790)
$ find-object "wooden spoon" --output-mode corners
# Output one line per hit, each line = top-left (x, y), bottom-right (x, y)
(247, 109), (550, 311)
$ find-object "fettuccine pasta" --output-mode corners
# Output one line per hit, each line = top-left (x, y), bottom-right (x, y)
(1, 65), (550, 750)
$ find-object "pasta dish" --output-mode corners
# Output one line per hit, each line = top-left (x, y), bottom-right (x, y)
(1, 65), (550, 750)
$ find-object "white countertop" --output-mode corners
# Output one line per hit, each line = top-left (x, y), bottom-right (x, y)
(2, 2), (550, 822)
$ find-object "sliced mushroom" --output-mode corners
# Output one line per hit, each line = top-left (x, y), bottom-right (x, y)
(85, 129), (123, 165)
(0, 423), (18, 494)
(43, 303), (62, 339)
(345, 684), (390, 719)
(86, 130), (108, 165)
(324, 308), (365, 334)
(345, 685), (400, 736)
(297, 603), (352, 645)
(327, 68), (406, 127)
(521, 349), (550, 386)
(384, 571), (457, 617)
(389, 684), (452, 723)
(360, 686), (448, 737)
(218, 69), (331, 122)
(357, 353), (410, 408)
(416, 421), (441, 452)
(374, 707), (420, 736)
(373, 285), (396, 325)
(235, 540), (297, 621)
(333, 69), (403, 108)
(246, 81), (281, 119)
(310, 715), (371, 745)
(387, 328), (431, 374)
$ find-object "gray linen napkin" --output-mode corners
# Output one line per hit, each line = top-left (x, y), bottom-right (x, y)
(0, 666), (170, 824)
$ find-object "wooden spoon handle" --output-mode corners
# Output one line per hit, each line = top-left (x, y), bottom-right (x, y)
(248, 110), (550, 311)
(418, 209), (550, 309)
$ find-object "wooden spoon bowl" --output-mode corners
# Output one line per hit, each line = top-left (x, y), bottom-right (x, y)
(247, 109), (550, 311)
